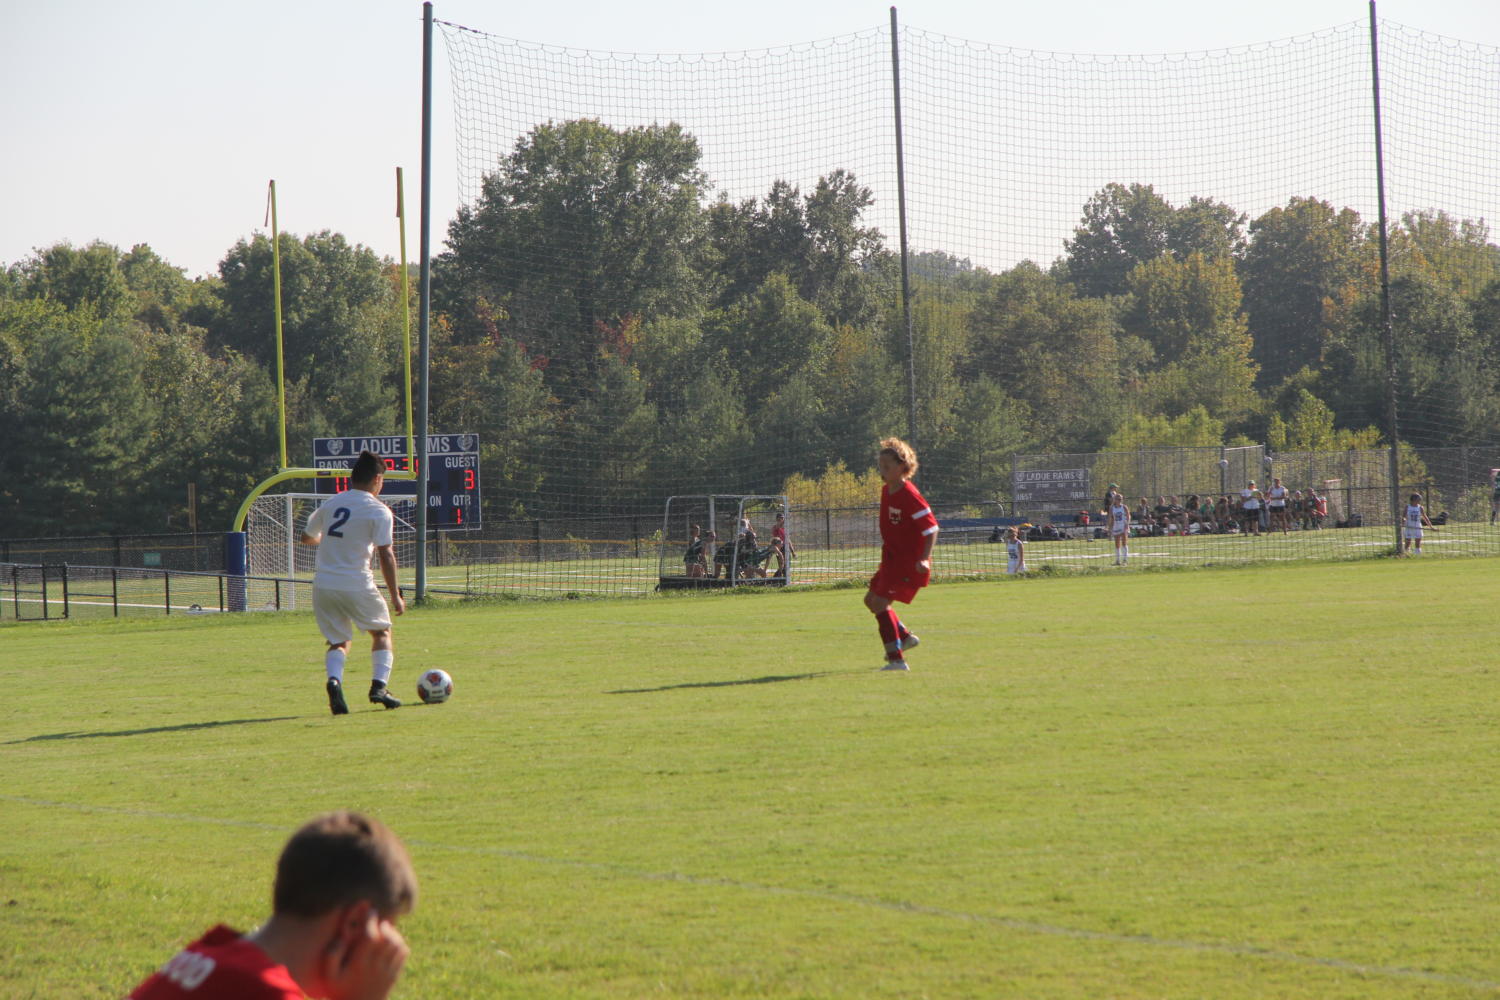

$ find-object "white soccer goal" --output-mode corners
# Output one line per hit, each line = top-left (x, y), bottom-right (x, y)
(245, 493), (418, 608)
(658, 495), (790, 589)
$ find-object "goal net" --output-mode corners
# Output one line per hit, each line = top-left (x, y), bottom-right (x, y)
(658, 495), (789, 589)
(245, 494), (418, 608)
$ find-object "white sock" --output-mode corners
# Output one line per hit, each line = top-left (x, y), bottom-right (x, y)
(324, 648), (346, 683)
(371, 649), (394, 685)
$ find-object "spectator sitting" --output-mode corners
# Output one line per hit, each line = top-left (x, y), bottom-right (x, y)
(710, 532), (735, 578)
(1133, 498), (1152, 528)
(1185, 494), (1214, 534)
(1040, 522), (1060, 540)
(683, 524), (708, 578)
(1161, 495), (1189, 534)
(735, 529), (762, 577)
(989, 524), (1004, 543)
(1305, 488), (1327, 529)
(1214, 495), (1237, 533)
(1074, 509), (1091, 527)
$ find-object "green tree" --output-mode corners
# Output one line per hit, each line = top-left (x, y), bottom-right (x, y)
(1102, 407), (1224, 452)
(706, 170), (894, 329)
(1128, 252), (1259, 422)
(1324, 273), (1499, 448)
(427, 314), (554, 519)
(924, 377), (1031, 500)
(1242, 197), (1370, 388)
(966, 262), (1125, 450)
(704, 273), (834, 409)
(214, 231), (400, 442)
(1390, 208), (1500, 301)
(440, 119), (709, 387)
(1266, 389), (1381, 452)
(1063, 183), (1246, 298)
(10, 241), (133, 318)
(0, 302), (154, 534)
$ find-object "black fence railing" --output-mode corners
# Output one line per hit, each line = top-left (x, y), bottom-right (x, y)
(0, 564), (311, 622)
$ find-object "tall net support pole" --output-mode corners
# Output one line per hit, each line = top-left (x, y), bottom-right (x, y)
(416, 1), (435, 602)
(269, 181), (288, 470)
(1368, 1), (1401, 553)
(889, 6), (918, 447)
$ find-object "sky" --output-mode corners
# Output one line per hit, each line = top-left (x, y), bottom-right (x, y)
(3, 0), (1497, 280)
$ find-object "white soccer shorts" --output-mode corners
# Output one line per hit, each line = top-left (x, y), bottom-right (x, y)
(313, 586), (392, 644)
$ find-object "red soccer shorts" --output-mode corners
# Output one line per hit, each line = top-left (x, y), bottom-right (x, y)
(868, 562), (929, 605)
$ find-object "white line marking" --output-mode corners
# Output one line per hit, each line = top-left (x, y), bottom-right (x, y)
(2, 794), (1494, 990)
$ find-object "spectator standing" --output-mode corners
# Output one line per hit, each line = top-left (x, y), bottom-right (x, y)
(1402, 492), (1436, 555)
(771, 512), (795, 575)
(1004, 525), (1027, 575)
(1109, 491), (1132, 565)
(1266, 477), (1291, 534)
(1239, 481), (1262, 536)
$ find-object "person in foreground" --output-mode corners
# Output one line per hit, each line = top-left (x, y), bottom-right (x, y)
(300, 450), (406, 714)
(128, 811), (417, 1000)
(864, 437), (939, 671)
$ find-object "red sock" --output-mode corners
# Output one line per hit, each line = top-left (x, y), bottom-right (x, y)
(875, 609), (902, 658)
(895, 618), (911, 640)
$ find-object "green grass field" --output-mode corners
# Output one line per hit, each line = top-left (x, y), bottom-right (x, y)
(3, 559), (1498, 998)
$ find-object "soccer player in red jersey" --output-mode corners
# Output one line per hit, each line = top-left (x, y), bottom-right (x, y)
(865, 437), (939, 671)
(128, 812), (416, 1000)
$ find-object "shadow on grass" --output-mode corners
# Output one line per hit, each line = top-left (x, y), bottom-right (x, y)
(610, 669), (860, 694)
(6, 716), (299, 744)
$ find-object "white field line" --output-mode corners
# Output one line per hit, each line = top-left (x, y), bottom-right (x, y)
(2, 794), (1496, 992)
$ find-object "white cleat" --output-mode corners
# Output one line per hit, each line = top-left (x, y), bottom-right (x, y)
(900, 634), (920, 653)
(881, 659), (910, 671)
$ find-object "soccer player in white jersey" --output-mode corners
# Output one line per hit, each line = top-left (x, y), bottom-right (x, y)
(1108, 491), (1131, 565)
(1401, 491), (1435, 556)
(299, 450), (406, 714)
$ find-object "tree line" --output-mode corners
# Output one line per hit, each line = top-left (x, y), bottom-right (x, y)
(4, 118), (1500, 537)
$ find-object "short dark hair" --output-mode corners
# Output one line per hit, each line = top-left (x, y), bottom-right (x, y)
(350, 450), (385, 486)
(272, 811), (417, 919)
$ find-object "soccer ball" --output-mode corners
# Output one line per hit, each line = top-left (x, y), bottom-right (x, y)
(417, 669), (453, 704)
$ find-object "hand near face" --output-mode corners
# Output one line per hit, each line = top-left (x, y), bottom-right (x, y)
(322, 907), (409, 1000)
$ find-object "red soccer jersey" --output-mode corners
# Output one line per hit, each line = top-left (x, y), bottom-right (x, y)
(129, 925), (303, 1000)
(879, 479), (938, 568)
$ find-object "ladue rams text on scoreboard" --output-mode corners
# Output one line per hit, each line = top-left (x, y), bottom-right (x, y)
(313, 434), (482, 529)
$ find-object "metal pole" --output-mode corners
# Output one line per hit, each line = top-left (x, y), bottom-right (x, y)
(417, 1), (434, 600)
(889, 7), (918, 447)
(1369, 1), (1401, 553)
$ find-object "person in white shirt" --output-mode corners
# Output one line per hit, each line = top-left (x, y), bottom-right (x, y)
(1402, 491), (1435, 556)
(299, 450), (407, 714)
(1108, 491), (1131, 565)
(1239, 481), (1262, 536)
(1266, 477), (1290, 534)
(1004, 525), (1026, 575)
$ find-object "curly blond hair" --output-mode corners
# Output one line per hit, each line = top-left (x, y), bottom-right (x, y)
(878, 437), (919, 477)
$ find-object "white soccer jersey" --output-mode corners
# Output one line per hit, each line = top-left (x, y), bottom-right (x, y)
(1404, 504), (1424, 530)
(305, 489), (394, 590)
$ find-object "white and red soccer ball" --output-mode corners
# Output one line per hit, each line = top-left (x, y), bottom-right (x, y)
(417, 669), (454, 704)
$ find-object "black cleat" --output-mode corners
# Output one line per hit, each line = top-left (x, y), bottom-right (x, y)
(326, 678), (349, 716)
(369, 680), (402, 710)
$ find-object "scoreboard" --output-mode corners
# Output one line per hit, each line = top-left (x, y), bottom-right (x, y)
(312, 434), (481, 530)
